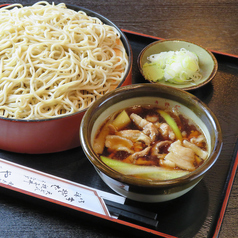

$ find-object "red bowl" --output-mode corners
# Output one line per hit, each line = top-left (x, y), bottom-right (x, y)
(0, 4), (133, 154)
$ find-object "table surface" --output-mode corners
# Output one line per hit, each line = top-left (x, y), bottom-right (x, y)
(0, 0), (237, 237)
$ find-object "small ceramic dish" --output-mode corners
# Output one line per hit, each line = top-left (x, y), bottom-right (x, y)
(80, 84), (222, 203)
(138, 39), (218, 90)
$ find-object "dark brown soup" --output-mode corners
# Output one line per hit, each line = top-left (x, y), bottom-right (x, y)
(93, 105), (208, 180)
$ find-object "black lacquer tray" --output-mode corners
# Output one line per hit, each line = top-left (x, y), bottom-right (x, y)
(0, 30), (238, 238)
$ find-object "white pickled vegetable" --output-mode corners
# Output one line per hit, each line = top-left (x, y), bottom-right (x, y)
(142, 48), (202, 84)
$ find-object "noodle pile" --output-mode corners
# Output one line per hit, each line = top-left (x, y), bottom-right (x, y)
(0, 1), (128, 119)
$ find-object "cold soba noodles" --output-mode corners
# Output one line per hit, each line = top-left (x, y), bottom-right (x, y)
(93, 105), (209, 180)
(0, 2), (128, 119)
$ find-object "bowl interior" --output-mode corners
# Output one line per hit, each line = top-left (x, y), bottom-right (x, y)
(91, 97), (211, 153)
(138, 40), (218, 90)
(81, 84), (222, 187)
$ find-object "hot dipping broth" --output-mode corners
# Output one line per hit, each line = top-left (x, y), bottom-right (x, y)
(93, 104), (209, 181)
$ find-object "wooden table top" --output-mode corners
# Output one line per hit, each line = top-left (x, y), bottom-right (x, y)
(0, 1), (237, 237)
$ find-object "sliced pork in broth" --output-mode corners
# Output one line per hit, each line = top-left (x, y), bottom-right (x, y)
(93, 105), (208, 180)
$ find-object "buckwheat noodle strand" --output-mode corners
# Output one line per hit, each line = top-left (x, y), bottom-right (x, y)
(0, 1), (128, 119)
